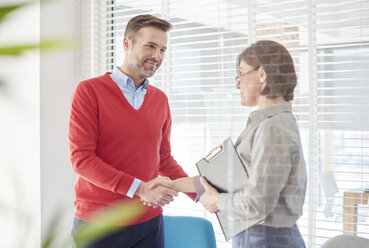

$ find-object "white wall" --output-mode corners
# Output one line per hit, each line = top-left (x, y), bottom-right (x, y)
(0, 1), (40, 247)
(0, 1), (81, 246)
(40, 0), (76, 245)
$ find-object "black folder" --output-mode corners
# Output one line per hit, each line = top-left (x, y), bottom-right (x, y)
(196, 137), (249, 241)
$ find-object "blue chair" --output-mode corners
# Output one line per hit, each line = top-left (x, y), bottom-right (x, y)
(164, 216), (217, 248)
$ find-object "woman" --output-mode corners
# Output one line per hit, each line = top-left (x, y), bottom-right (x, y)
(147, 40), (307, 247)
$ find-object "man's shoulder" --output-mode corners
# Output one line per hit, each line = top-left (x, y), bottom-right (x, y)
(78, 73), (111, 88)
(73, 73), (113, 99)
(147, 84), (168, 99)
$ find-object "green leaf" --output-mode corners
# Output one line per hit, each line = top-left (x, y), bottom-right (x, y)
(0, 44), (39, 55)
(0, 3), (27, 23)
(74, 200), (145, 247)
(41, 211), (62, 248)
(0, 79), (5, 89)
(39, 39), (73, 52)
(0, 39), (73, 56)
(0, 0), (55, 24)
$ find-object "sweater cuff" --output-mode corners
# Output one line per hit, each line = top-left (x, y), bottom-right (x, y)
(217, 193), (230, 211)
(114, 173), (136, 196)
(126, 178), (141, 198)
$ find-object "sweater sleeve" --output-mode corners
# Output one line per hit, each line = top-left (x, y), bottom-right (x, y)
(69, 81), (135, 196)
(158, 100), (196, 200)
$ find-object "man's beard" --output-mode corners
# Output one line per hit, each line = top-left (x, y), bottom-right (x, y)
(135, 58), (160, 78)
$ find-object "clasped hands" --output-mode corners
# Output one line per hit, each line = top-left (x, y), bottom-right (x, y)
(135, 177), (177, 208)
(136, 176), (219, 213)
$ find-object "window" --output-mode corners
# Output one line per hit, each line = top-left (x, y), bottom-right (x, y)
(81, 0), (369, 247)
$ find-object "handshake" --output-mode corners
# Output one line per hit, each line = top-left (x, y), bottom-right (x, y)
(135, 177), (178, 208)
(135, 176), (219, 213)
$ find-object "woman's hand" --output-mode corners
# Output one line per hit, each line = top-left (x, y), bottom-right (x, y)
(199, 177), (219, 213)
(140, 176), (197, 207)
(137, 177), (176, 208)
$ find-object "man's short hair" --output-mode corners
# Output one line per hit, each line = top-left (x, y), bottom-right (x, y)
(237, 40), (297, 101)
(124, 14), (172, 42)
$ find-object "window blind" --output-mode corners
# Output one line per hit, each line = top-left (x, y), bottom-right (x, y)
(80, 0), (369, 247)
(252, 1), (313, 246)
(313, 0), (369, 246)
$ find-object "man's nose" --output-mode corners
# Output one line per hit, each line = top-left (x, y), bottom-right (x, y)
(152, 49), (161, 61)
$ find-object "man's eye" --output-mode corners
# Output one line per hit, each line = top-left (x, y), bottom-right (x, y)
(147, 44), (155, 49)
(161, 49), (166, 53)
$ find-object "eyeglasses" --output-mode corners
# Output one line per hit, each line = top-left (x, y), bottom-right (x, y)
(235, 68), (256, 82)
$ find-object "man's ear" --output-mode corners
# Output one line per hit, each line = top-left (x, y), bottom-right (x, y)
(123, 37), (130, 51)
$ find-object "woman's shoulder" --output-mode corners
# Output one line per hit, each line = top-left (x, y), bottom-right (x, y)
(257, 113), (299, 139)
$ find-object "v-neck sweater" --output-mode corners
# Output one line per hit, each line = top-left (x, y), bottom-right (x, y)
(69, 72), (194, 225)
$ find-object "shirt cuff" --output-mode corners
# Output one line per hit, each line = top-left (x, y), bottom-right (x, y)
(126, 178), (141, 198)
(193, 176), (205, 197)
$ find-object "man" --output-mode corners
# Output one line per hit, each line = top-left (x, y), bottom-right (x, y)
(69, 14), (195, 248)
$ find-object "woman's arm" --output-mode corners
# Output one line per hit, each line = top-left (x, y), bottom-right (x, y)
(171, 177), (196, 192)
(147, 176), (197, 193)
(142, 176), (200, 207)
(217, 125), (294, 220)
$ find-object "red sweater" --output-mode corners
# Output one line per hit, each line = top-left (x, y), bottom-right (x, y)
(69, 73), (195, 225)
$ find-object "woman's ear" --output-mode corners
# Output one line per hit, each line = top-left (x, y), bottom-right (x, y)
(258, 66), (267, 83)
(258, 66), (268, 93)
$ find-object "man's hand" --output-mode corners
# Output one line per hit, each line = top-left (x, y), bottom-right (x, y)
(199, 177), (219, 213)
(135, 177), (178, 207)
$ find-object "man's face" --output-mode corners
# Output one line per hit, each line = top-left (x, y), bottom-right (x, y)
(124, 26), (168, 79)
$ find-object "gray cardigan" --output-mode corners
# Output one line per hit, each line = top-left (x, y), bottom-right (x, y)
(194, 102), (307, 230)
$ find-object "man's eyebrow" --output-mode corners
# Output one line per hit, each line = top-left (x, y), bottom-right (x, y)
(147, 41), (167, 50)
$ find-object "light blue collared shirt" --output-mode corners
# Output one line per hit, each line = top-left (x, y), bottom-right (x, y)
(110, 67), (149, 198)
(110, 66), (149, 110)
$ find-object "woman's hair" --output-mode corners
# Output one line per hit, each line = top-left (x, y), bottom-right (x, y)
(124, 14), (172, 42)
(237, 40), (297, 101)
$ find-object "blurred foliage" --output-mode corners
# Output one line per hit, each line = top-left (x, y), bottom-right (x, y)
(42, 212), (65, 248)
(1, 2), (143, 248)
(74, 200), (145, 247)
(0, 1), (145, 247)
(41, 200), (145, 248)
(0, 1), (72, 57)
(0, 2), (26, 23)
(0, 79), (6, 90)
(0, 39), (71, 56)
(0, 1), (72, 91)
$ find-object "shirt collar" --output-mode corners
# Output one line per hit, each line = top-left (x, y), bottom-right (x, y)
(249, 102), (292, 124)
(111, 66), (149, 90)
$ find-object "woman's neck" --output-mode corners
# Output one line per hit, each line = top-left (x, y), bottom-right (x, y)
(258, 96), (286, 109)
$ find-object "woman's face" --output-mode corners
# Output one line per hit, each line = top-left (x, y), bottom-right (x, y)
(236, 60), (263, 106)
